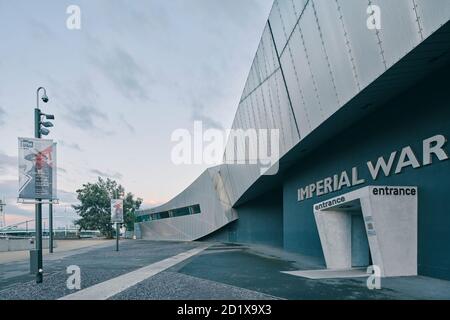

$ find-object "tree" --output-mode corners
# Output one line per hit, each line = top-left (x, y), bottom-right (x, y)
(73, 177), (143, 238)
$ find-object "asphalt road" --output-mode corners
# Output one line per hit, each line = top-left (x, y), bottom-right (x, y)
(0, 240), (449, 300)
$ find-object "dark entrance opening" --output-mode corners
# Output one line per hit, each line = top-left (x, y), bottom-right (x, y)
(351, 211), (371, 267)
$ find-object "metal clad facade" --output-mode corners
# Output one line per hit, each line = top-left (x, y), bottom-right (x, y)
(137, 1), (450, 262)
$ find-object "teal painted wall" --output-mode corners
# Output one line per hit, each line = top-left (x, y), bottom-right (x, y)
(283, 64), (450, 280)
(202, 188), (283, 248)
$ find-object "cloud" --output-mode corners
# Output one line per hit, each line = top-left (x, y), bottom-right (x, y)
(106, 0), (171, 34)
(90, 169), (123, 180)
(0, 179), (39, 223)
(65, 105), (109, 132)
(60, 140), (83, 152)
(57, 189), (78, 204)
(28, 18), (54, 40)
(0, 106), (5, 126)
(90, 46), (152, 102)
(44, 76), (110, 134)
(0, 179), (20, 198)
(0, 151), (16, 166)
(190, 100), (224, 130)
(0, 150), (17, 174)
(192, 110), (225, 130)
(120, 115), (135, 134)
(57, 167), (67, 174)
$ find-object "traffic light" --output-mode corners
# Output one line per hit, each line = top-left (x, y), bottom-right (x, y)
(39, 112), (55, 136)
(34, 109), (55, 138)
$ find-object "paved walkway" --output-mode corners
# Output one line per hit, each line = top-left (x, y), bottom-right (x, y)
(0, 240), (449, 300)
(60, 246), (210, 300)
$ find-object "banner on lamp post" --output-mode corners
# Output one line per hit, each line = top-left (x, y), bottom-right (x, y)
(18, 138), (57, 200)
(111, 199), (124, 223)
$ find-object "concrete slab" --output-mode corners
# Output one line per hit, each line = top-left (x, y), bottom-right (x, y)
(0, 239), (113, 264)
(282, 268), (368, 279)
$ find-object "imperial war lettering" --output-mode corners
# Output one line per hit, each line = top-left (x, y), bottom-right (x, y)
(298, 134), (448, 202)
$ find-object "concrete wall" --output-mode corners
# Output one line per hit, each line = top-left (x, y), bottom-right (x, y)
(0, 239), (56, 252)
(282, 63), (450, 280)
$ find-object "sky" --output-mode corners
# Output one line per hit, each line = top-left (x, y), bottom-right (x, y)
(0, 0), (274, 228)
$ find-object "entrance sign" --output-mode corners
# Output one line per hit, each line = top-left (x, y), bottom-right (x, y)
(313, 186), (418, 277)
(111, 199), (124, 223)
(18, 138), (57, 200)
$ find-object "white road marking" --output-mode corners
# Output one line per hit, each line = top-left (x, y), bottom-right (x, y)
(59, 245), (209, 300)
(282, 268), (367, 279)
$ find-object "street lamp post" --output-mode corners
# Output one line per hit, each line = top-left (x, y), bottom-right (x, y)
(116, 191), (120, 252)
(49, 203), (53, 253)
(116, 222), (119, 252)
(33, 86), (55, 283)
(34, 87), (46, 283)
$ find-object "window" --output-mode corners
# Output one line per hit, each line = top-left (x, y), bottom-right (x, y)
(172, 207), (190, 217)
(136, 204), (201, 223)
(192, 205), (201, 214)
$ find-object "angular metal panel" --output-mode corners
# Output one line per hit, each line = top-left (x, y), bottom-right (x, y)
(243, 95), (254, 131)
(246, 67), (253, 96)
(298, 2), (340, 120)
(277, 0), (299, 45)
(374, 0), (422, 67)
(292, 0), (308, 18)
(256, 85), (270, 130)
(138, 166), (238, 241)
(222, 164), (237, 203)
(251, 59), (262, 89)
(260, 78), (275, 130)
(267, 72), (286, 153)
(247, 90), (256, 132)
(415, 0), (450, 38)
(255, 47), (267, 83)
(312, 0), (359, 107)
(285, 25), (324, 131)
(262, 24), (279, 75)
(269, 1), (289, 53)
(242, 79), (248, 100)
(247, 66), (255, 95)
(280, 45), (311, 139)
(233, 106), (244, 163)
(226, 163), (261, 204)
(337, 0), (386, 89)
(252, 89), (264, 130)
(251, 87), (262, 131)
(276, 69), (300, 155)
(267, 77), (280, 133)
(237, 100), (250, 163)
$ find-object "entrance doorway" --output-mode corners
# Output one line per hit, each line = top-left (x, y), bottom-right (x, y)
(313, 186), (418, 277)
(351, 210), (371, 268)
